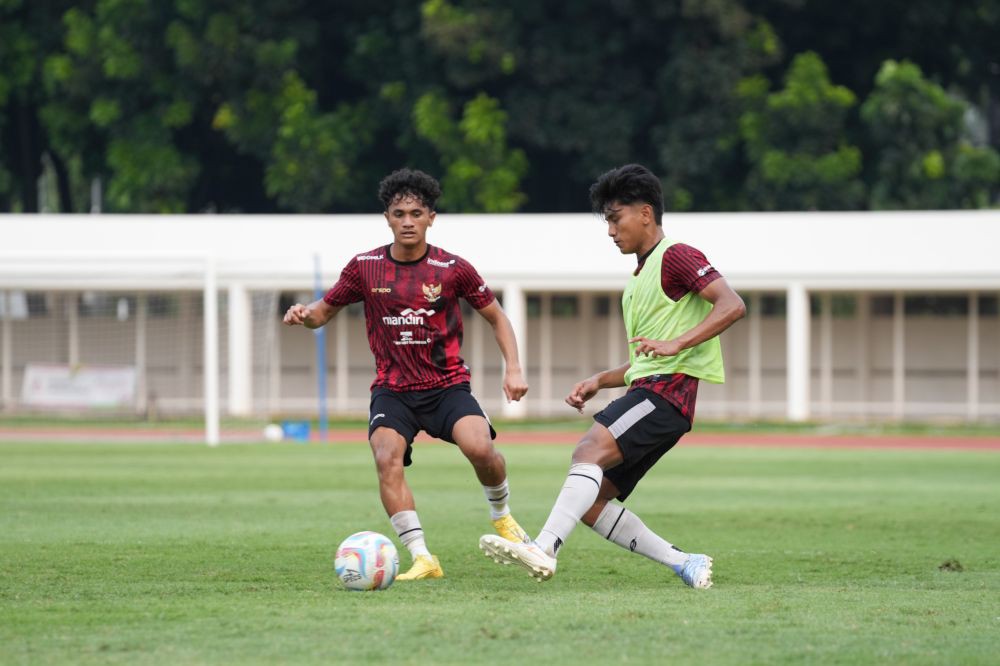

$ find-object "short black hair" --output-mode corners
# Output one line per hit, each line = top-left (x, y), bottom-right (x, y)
(589, 164), (664, 226)
(378, 168), (442, 211)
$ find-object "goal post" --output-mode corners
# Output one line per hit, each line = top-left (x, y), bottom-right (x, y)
(203, 256), (220, 446)
(0, 253), (258, 444)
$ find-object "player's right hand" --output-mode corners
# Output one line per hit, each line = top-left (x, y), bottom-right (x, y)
(283, 303), (309, 326)
(565, 377), (600, 413)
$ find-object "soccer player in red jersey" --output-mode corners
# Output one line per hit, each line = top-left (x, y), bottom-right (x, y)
(480, 164), (746, 588)
(283, 169), (530, 580)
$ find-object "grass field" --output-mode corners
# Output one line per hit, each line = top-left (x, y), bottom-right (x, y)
(1, 439), (998, 665)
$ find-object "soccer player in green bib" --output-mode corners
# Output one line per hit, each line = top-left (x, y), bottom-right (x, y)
(480, 164), (746, 589)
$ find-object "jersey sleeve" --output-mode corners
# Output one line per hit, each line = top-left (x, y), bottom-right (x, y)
(661, 243), (722, 299)
(454, 257), (495, 309)
(323, 257), (364, 306)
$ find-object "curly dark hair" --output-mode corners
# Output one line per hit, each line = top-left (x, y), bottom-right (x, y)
(378, 168), (442, 210)
(589, 164), (664, 226)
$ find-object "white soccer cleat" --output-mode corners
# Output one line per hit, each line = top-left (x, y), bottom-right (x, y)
(479, 534), (557, 582)
(679, 553), (713, 589)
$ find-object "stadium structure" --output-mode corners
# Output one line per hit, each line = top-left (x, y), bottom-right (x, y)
(2, 211), (999, 442)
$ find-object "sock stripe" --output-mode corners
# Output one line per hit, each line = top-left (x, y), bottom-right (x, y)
(567, 472), (601, 490)
(397, 527), (423, 538)
(605, 506), (627, 539)
(487, 492), (509, 502)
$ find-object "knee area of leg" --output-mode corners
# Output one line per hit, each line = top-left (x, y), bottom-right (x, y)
(465, 442), (501, 466)
(571, 440), (601, 464)
(371, 445), (404, 471)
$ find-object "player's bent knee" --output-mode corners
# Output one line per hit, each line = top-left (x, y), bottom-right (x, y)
(571, 431), (621, 468)
(369, 432), (406, 473)
(372, 450), (404, 477)
(461, 441), (498, 468)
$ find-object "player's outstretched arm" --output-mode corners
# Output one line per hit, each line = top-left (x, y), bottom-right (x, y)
(565, 363), (630, 413)
(475, 300), (529, 402)
(282, 299), (343, 329)
(630, 278), (746, 358)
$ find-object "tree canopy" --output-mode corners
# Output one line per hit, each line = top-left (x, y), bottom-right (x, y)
(1, 0), (998, 213)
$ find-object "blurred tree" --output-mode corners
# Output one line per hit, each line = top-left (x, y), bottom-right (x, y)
(758, 0), (1000, 152)
(44, 1), (204, 212)
(861, 60), (1000, 209)
(738, 51), (865, 210)
(344, 0), (528, 211)
(414, 0), (784, 212)
(42, 0), (380, 213)
(1, 0), (82, 212)
(4, 0), (1000, 213)
(412, 91), (527, 212)
(653, 2), (785, 211)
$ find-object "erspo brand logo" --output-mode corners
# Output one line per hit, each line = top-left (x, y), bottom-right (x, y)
(357, 254), (384, 261)
(697, 264), (714, 277)
(371, 287), (392, 294)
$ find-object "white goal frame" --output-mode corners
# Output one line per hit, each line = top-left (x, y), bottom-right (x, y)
(0, 253), (223, 445)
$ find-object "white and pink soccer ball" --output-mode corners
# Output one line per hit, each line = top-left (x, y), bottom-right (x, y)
(334, 531), (399, 591)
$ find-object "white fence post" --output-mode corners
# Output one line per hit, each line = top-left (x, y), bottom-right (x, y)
(204, 258), (220, 446)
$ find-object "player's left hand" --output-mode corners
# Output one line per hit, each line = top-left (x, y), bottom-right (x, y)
(503, 369), (529, 402)
(629, 336), (682, 358)
(565, 376), (600, 413)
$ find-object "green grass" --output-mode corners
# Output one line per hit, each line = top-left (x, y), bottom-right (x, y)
(1, 440), (998, 665)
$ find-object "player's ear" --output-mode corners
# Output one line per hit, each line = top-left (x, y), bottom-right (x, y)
(428, 210), (436, 226)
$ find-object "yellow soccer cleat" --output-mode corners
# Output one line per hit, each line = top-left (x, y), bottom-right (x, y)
(395, 554), (444, 581)
(492, 514), (530, 544)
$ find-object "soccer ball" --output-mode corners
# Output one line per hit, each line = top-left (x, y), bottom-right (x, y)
(262, 423), (283, 442)
(334, 531), (399, 591)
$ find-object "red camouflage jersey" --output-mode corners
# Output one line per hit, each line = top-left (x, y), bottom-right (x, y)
(627, 242), (723, 423)
(323, 244), (495, 391)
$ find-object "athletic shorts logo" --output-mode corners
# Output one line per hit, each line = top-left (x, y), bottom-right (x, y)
(427, 258), (455, 268)
(370, 413), (385, 425)
(422, 283), (442, 303)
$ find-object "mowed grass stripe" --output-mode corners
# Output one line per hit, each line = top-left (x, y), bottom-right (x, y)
(1, 442), (997, 665)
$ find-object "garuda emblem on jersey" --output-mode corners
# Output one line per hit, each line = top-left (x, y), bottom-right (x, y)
(422, 283), (442, 303)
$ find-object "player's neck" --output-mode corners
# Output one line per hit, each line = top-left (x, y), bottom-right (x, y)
(389, 241), (428, 263)
(635, 230), (665, 259)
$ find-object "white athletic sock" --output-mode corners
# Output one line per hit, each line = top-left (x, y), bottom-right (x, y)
(591, 502), (688, 573)
(535, 463), (603, 557)
(389, 510), (431, 559)
(482, 479), (511, 520)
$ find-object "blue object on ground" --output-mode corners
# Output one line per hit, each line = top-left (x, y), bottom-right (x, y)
(281, 420), (310, 442)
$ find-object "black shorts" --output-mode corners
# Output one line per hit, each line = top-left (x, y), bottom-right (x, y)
(368, 383), (496, 466)
(593, 388), (692, 501)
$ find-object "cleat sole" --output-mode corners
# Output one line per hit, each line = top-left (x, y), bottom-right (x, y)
(480, 537), (554, 581)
